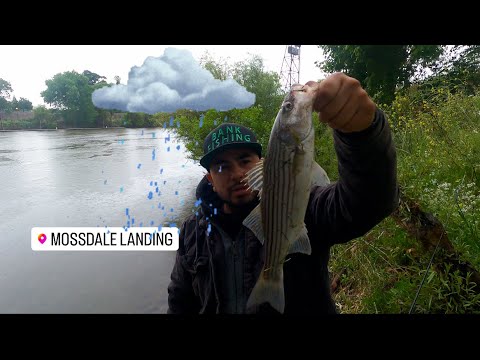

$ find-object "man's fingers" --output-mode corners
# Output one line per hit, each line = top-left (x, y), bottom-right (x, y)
(312, 73), (344, 112)
(318, 82), (356, 126)
(307, 73), (376, 133)
(322, 91), (359, 130)
(340, 92), (376, 132)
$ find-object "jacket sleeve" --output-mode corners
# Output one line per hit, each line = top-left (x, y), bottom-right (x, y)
(167, 220), (200, 314)
(305, 108), (399, 246)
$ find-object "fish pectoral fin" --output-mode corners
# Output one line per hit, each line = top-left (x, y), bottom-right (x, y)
(311, 161), (330, 187)
(242, 204), (265, 245)
(287, 225), (312, 255)
(243, 158), (264, 199)
(246, 271), (285, 314)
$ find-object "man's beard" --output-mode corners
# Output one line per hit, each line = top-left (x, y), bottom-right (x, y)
(223, 196), (259, 216)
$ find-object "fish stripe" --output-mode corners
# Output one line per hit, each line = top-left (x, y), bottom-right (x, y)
(264, 134), (291, 274)
(264, 139), (275, 272)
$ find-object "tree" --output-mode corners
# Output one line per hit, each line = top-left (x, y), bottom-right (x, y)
(231, 54), (284, 120)
(199, 51), (231, 80)
(0, 78), (13, 100)
(33, 105), (54, 129)
(175, 53), (286, 159)
(41, 70), (102, 127)
(0, 97), (9, 112)
(11, 96), (18, 111)
(317, 45), (444, 105)
(422, 45), (480, 95)
(17, 97), (33, 111)
(200, 52), (284, 122)
(82, 70), (107, 86)
(114, 75), (121, 85)
(0, 79), (13, 128)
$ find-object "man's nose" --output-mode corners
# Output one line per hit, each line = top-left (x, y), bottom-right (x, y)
(230, 163), (245, 182)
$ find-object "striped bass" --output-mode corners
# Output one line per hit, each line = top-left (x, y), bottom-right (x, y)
(242, 82), (330, 313)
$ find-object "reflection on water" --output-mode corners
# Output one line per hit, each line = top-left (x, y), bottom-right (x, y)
(0, 128), (205, 313)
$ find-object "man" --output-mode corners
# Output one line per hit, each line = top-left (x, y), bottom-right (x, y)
(167, 73), (399, 314)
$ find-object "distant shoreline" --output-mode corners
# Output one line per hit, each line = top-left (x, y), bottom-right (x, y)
(0, 129), (58, 132)
(0, 127), (126, 132)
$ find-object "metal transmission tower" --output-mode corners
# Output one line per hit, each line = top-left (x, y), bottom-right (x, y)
(280, 45), (301, 93)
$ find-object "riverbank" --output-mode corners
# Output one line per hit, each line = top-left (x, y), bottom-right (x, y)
(0, 127), (126, 132)
(0, 128), (58, 132)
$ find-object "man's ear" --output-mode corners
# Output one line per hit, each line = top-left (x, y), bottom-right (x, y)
(206, 173), (214, 187)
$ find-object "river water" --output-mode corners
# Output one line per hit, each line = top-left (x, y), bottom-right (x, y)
(0, 128), (206, 313)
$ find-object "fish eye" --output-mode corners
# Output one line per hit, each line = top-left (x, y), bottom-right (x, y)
(283, 102), (293, 112)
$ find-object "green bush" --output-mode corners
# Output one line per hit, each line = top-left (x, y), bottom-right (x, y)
(329, 84), (480, 313)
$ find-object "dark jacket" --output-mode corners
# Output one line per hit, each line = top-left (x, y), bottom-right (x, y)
(167, 108), (399, 314)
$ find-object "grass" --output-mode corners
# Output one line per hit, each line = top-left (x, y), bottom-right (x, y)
(328, 85), (480, 313)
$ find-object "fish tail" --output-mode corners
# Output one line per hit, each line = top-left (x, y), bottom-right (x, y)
(246, 270), (285, 313)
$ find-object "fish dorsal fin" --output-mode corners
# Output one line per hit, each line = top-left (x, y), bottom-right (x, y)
(287, 224), (312, 255)
(242, 204), (265, 245)
(311, 161), (330, 187)
(243, 158), (264, 200)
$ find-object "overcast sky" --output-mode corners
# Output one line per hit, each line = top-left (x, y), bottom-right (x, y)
(0, 45), (326, 108)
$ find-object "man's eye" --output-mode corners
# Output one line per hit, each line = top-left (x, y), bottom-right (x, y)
(216, 164), (228, 172)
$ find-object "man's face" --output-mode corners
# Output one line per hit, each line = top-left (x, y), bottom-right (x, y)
(206, 147), (260, 212)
